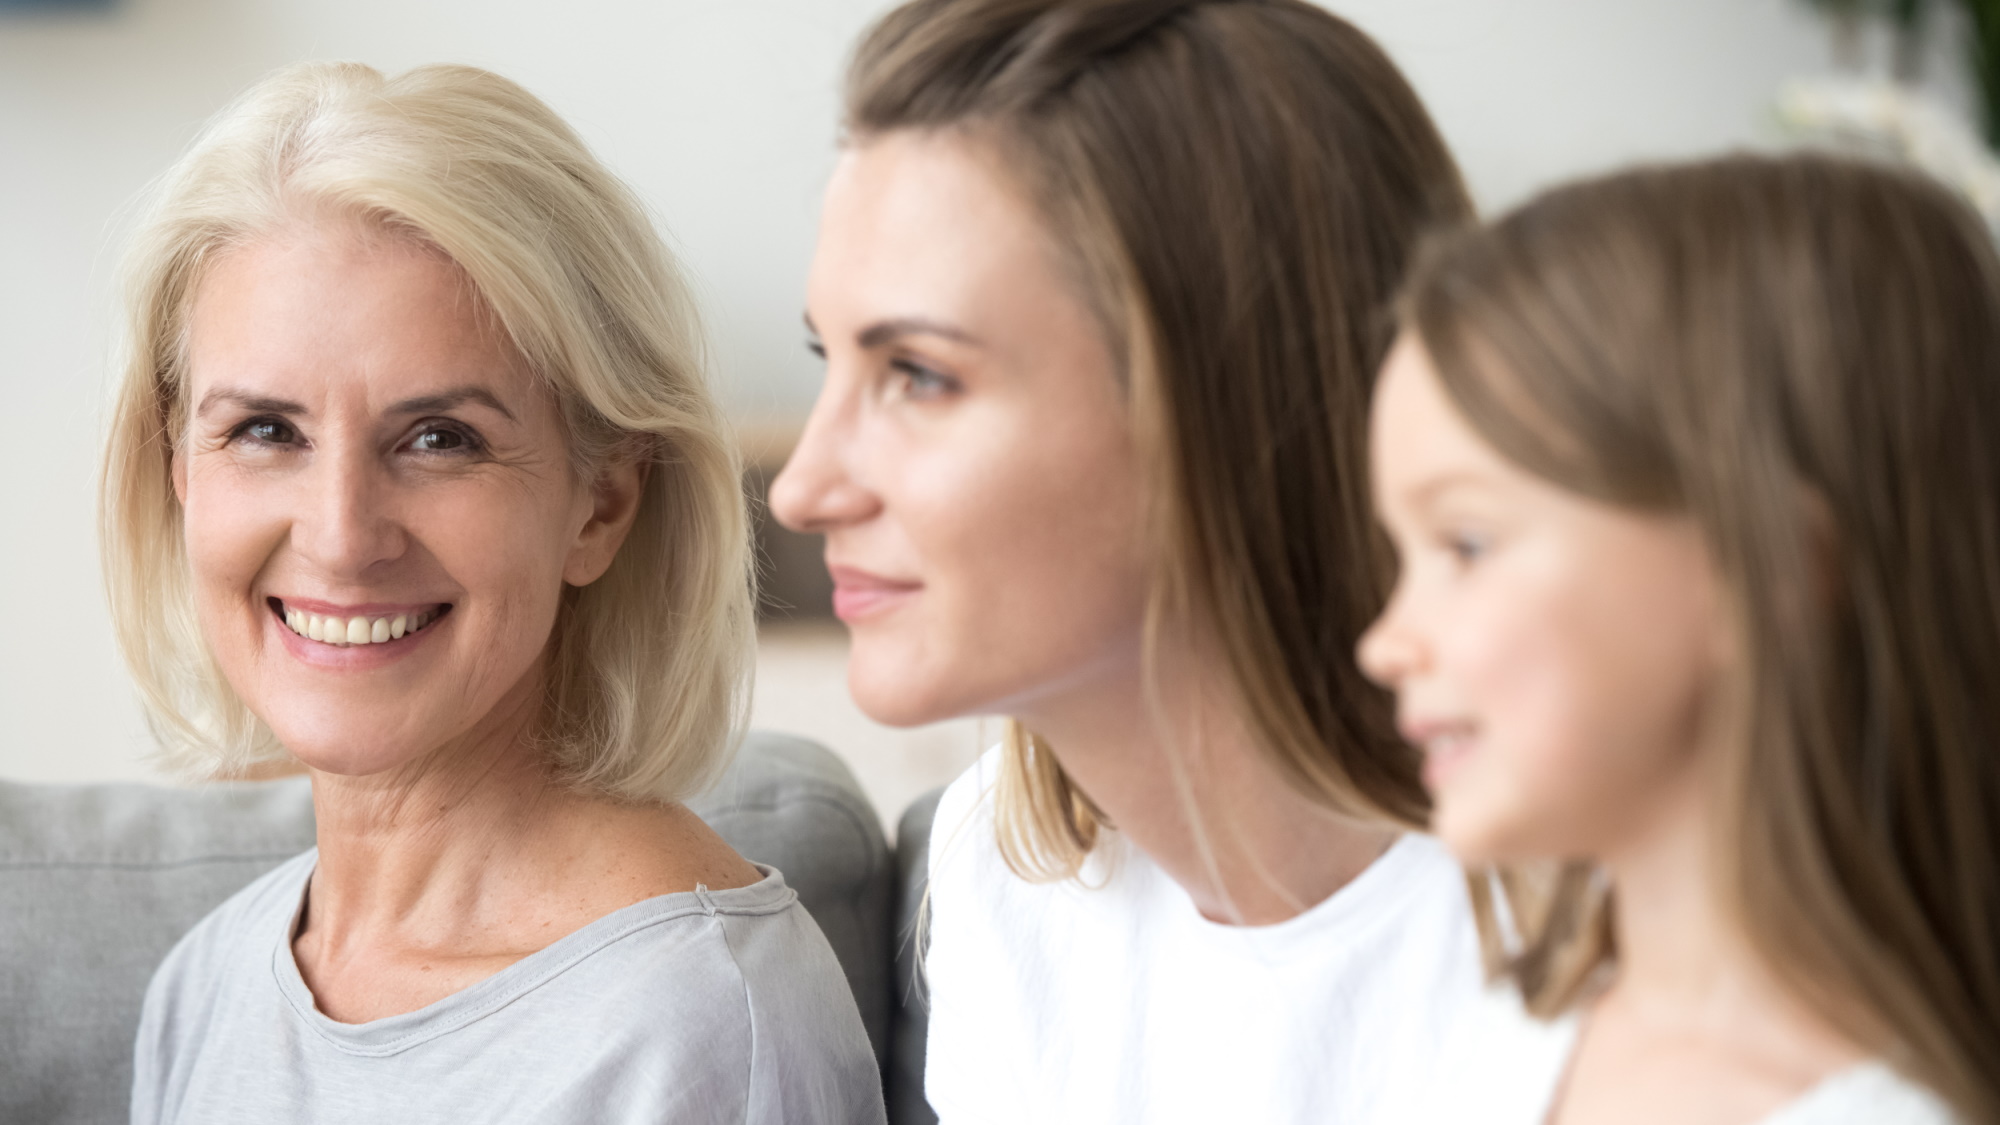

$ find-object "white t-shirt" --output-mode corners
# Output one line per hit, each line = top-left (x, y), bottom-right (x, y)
(1414, 977), (1959, 1124)
(920, 751), (1506, 1124)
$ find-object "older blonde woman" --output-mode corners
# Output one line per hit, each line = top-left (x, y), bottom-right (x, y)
(110, 62), (884, 1124)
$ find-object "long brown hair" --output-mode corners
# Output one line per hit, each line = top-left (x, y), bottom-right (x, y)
(1404, 154), (2000, 1121)
(846, 0), (1472, 879)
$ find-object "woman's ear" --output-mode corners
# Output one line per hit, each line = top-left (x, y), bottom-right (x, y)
(563, 446), (652, 588)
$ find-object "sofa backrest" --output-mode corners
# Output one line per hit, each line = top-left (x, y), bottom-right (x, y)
(0, 731), (893, 1125)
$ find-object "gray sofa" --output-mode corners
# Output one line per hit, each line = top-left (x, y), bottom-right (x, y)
(0, 731), (942, 1125)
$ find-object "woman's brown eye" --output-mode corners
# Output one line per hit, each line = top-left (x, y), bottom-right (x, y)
(248, 419), (296, 444)
(415, 428), (464, 451)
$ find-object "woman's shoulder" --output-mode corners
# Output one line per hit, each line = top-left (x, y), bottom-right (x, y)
(593, 870), (885, 1122)
(1761, 1063), (1960, 1125)
(593, 868), (865, 1031)
(931, 748), (1002, 863)
(148, 848), (316, 998)
(133, 847), (317, 1112)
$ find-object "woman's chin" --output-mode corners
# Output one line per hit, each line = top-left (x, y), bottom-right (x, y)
(268, 728), (438, 779)
(846, 661), (965, 730)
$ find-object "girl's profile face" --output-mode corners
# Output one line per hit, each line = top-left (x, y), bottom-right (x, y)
(769, 131), (1151, 728)
(1358, 334), (1732, 863)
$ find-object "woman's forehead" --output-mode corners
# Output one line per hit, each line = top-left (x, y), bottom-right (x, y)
(182, 224), (537, 413)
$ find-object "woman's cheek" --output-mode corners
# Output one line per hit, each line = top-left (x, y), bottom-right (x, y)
(182, 472), (286, 612)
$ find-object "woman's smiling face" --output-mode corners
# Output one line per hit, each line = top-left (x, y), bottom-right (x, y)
(1357, 334), (1731, 864)
(176, 217), (617, 776)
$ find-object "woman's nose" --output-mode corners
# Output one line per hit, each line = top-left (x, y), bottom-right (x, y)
(768, 392), (878, 535)
(292, 446), (405, 578)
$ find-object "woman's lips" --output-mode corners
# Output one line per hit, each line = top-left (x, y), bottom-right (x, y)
(826, 565), (922, 623)
(267, 596), (450, 669)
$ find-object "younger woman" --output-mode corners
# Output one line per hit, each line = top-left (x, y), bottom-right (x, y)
(773, 0), (1493, 1120)
(1361, 154), (2000, 1123)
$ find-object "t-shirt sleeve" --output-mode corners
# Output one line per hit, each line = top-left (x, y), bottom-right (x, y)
(128, 851), (312, 1125)
(130, 964), (171, 1125)
(728, 903), (888, 1125)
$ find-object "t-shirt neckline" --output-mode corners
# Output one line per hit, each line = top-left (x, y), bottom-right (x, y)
(1158, 832), (1451, 958)
(266, 850), (791, 1057)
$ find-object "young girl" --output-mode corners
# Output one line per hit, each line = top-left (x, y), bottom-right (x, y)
(1361, 154), (2000, 1124)
(770, 0), (1493, 1120)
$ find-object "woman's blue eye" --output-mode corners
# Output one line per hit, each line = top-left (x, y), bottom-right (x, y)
(412, 427), (468, 452)
(891, 359), (958, 399)
(240, 418), (297, 445)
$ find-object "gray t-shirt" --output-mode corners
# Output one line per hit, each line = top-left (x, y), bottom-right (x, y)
(132, 850), (886, 1124)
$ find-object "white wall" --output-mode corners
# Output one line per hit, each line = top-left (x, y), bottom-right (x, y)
(0, 0), (1970, 783)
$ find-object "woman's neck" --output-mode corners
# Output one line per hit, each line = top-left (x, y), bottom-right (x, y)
(1018, 653), (1397, 927)
(292, 674), (755, 1025)
(304, 679), (579, 938)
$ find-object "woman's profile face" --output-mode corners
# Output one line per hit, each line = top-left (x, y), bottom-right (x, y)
(176, 218), (628, 775)
(1357, 334), (1732, 864)
(770, 131), (1151, 728)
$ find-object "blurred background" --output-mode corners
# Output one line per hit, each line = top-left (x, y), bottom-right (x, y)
(0, 0), (1985, 832)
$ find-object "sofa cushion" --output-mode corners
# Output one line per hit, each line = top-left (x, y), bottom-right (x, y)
(0, 730), (891, 1125)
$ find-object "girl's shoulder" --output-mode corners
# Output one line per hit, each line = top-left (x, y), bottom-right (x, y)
(1760, 1062), (1959, 1125)
(1390, 980), (1580, 1125)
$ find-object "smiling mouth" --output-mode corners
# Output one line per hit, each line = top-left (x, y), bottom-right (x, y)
(267, 598), (451, 647)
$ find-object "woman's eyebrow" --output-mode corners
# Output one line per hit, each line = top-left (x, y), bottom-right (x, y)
(386, 387), (517, 421)
(856, 316), (984, 350)
(195, 387), (308, 418)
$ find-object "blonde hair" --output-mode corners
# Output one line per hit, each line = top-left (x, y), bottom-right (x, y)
(846, 0), (1471, 879)
(101, 61), (754, 803)
(1404, 154), (2000, 1121)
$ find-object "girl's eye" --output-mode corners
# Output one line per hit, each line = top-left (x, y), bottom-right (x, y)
(806, 338), (827, 361)
(1445, 531), (1488, 565)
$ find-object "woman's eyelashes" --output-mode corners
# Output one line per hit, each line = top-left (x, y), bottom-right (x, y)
(219, 414), (487, 458)
(802, 336), (963, 402)
(404, 419), (486, 456)
(887, 356), (960, 401)
(226, 415), (300, 449)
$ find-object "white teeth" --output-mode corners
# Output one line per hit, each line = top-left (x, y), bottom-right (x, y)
(279, 604), (439, 647)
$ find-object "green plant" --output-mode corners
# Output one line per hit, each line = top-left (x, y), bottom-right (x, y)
(1799, 0), (2000, 147)
(1963, 0), (2000, 146)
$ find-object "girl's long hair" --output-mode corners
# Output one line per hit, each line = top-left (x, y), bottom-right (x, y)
(1405, 153), (2000, 1122)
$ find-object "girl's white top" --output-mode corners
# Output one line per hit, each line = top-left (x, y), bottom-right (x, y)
(1415, 974), (1959, 1124)
(919, 749), (1510, 1124)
